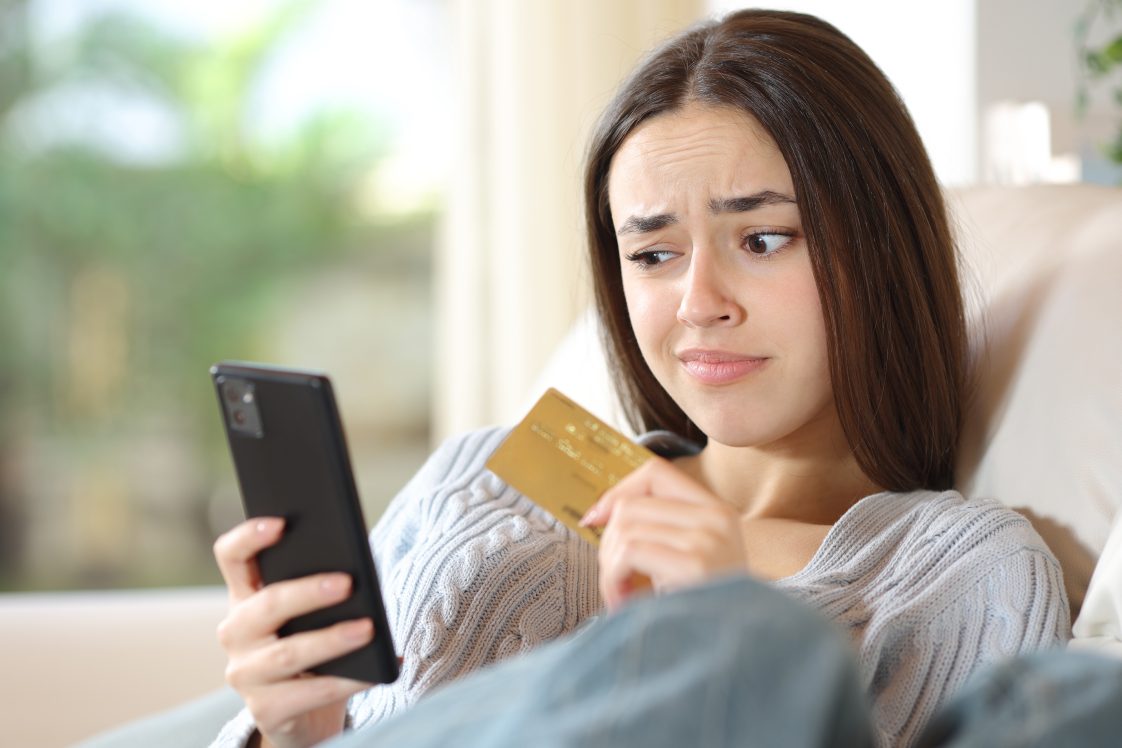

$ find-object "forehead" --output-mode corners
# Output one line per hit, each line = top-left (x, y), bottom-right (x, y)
(607, 105), (791, 210)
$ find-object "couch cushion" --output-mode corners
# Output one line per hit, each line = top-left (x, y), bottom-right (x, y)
(1072, 511), (1122, 658)
(951, 184), (1122, 620)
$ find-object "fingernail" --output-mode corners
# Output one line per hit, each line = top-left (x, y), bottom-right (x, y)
(342, 619), (373, 642)
(579, 505), (599, 527)
(255, 518), (282, 533)
(320, 574), (351, 596)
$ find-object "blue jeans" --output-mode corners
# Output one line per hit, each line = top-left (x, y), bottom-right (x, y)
(918, 648), (1122, 748)
(325, 575), (1122, 748)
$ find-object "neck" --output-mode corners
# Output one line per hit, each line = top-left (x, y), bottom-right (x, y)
(676, 428), (881, 525)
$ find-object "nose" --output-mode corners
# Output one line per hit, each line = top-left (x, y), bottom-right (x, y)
(676, 249), (745, 328)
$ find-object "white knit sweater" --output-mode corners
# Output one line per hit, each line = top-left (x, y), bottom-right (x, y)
(212, 427), (1070, 748)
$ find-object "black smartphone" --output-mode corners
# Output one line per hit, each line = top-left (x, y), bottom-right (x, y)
(210, 361), (399, 685)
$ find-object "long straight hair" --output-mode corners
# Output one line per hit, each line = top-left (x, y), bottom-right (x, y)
(584, 10), (966, 491)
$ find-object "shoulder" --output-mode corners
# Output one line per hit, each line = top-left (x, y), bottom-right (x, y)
(412, 425), (512, 489)
(838, 490), (1070, 639)
(788, 489), (1068, 632)
(807, 492), (1070, 744)
(857, 491), (1064, 602)
(835, 490), (1057, 568)
(373, 425), (596, 585)
(374, 425), (549, 551)
(372, 426), (509, 536)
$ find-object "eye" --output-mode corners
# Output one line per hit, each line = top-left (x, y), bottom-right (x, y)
(743, 231), (794, 258)
(624, 249), (677, 269)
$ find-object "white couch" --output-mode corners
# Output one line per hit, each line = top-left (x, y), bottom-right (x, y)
(0, 586), (230, 747)
(3, 183), (1121, 747)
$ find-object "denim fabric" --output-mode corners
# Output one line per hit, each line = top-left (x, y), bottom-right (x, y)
(326, 574), (876, 748)
(74, 575), (1122, 748)
(917, 650), (1122, 748)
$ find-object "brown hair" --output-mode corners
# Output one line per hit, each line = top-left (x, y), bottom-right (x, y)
(585, 9), (966, 491)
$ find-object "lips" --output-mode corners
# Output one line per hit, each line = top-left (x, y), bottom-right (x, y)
(676, 349), (769, 385)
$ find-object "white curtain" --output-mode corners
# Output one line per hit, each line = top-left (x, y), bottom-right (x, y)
(434, 0), (705, 441)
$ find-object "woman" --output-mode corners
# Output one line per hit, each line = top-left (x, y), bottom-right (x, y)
(211, 10), (1068, 748)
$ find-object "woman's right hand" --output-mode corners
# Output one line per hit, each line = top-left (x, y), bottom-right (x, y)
(213, 517), (375, 748)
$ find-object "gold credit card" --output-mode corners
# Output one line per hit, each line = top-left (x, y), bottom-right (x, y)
(485, 388), (653, 546)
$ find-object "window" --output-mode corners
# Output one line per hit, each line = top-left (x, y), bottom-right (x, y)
(0, 0), (448, 590)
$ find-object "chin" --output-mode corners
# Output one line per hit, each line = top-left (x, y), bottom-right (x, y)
(691, 398), (841, 453)
(698, 426), (778, 449)
(681, 408), (780, 448)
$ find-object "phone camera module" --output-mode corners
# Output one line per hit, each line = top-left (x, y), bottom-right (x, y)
(220, 378), (264, 438)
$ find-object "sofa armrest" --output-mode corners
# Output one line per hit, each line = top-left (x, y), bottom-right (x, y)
(0, 586), (230, 748)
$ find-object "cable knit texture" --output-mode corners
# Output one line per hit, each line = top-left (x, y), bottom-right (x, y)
(210, 427), (1069, 748)
(774, 490), (1070, 746)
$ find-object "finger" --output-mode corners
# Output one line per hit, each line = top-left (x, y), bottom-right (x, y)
(581, 458), (669, 527)
(225, 618), (374, 688)
(601, 571), (654, 612)
(245, 675), (372, 736)
(602, 517), (708, 556)
(600, 540), (705, 610)
(213, 518), (285, 602)
(218, 572), (353, 650)
(607, 493), (733, 535)
(583, 457), (713, 527)
(599, 516), (747, 611)
(598, 520), (660, 610)
(613, 458), (717, 505)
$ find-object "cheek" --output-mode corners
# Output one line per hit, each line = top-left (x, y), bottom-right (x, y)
(784, 275), (831, 384)
(622, 278), (676, 352)
(759, 266), (828, 368)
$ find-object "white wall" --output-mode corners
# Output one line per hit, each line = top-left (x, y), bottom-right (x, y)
(708, 0), (979, 185)
(978, 0), (1122, 185)
(707, 0), (1122, 186)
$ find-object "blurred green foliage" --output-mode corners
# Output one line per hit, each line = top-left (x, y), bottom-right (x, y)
(0, 0), (435, 588)
(1077, 0), (1122, 164)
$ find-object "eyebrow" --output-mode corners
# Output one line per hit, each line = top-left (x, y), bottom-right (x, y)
(615, 190), (796, 236)
(616, 213), (678, 235)
(708, 190), (796, 214)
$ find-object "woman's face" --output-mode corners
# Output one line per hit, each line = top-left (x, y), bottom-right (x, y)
(607, 104), (835, 450)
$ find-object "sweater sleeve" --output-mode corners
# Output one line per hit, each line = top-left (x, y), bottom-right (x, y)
(209, 427), (602, 747)
(347, 427), (602, 728)
(861, 512), (1071, 747)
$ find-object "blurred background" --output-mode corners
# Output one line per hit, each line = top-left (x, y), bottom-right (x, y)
(1, 0), (1120, 593)
(0, 0), (447, 591)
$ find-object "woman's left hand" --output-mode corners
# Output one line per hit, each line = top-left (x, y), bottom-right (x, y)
(581, 456), (749, 612)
